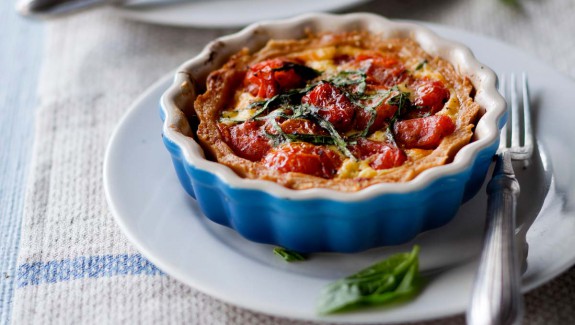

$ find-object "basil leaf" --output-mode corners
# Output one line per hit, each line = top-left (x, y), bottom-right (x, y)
(273, 247), (306, 262)
(249, 94), (284, 120)
(317, 246), (422, 315)
(355, 97), (384, 138)
(261, 109), (289, 146)
(387, 88), (412, 115)
(248, 83), (321, 121)
(329, 70), (367, 97)
(415, 60), (428, 71)
(385, 87), (413, 146)
(285, 133), (335, 145)
(311, 111), (356, 160)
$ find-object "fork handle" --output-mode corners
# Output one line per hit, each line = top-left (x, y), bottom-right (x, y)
(16, 0), (109, 17)
(467, 151), (524, 325)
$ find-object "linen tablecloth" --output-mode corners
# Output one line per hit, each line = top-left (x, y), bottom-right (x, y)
(10, 0), (575, 323)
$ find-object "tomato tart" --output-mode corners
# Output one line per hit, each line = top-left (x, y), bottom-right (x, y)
(194, 31), (480, 191)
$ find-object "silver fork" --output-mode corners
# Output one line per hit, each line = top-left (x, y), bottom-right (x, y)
(16, 0), (191, 17)
(467, 73), (534, 325)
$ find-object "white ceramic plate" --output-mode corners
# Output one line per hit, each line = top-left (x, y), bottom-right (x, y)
(104, 22), (575, 323)
(112, 0), (370, 28)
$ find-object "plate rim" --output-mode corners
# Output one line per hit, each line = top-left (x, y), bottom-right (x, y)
(112, 0), (372, 28)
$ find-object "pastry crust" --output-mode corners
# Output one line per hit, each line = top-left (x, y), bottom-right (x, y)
(194, 31), (480, 191)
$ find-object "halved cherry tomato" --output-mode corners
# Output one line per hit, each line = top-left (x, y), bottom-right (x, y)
(218, 120), (271, 161)
(244, 58), (307, 98)
(349, 138), (406, 170)
(279, 119), (326, 135)
(356, 54), (407, 88)
(412, 78), (450, 114)
(333, 54), (353, 65)
(301, 83), (357, 132)
(262, 142), (342, 179)
(263, 118), (327, 136)
(394, 115), (455, 149)
(354, 101), (397, 133)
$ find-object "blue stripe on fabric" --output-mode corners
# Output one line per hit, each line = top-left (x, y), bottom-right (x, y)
(0, 1), (43, 322)
(16, 254), (164, 288)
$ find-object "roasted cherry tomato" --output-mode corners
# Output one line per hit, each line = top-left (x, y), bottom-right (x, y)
(262, 142), (342, 179)
(394, 115), (455, 149)
(349, 138), (406, 170)
(279, 119), (326, 135)
(354, 100), (398, 133)
(263, 118), (327, 137)
(244, 58), (308, 98)
(412, 78), (450, 114)
(218, 120), (271, 161)
(302, 83), (357, 132)
(332, 54), (353, 65)
(356, 53), (407, 88)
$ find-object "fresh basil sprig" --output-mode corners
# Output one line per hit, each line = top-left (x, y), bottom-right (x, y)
(317, 245), (422, 315)
(273, 247), (307, 262)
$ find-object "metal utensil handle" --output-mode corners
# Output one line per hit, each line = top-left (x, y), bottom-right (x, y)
(467, 151), (524, 325)
(16, 0), (109, 17)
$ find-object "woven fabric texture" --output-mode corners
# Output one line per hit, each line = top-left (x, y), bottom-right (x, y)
(12, 0), (575, 324)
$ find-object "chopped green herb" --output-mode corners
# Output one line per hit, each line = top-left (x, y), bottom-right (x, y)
(261, 109), (289, 146)
(247, 83), (320, 121)
(317, 246), (422, 315)
(248, 94), (284, 120)
(359, 105), (377, 138)
(387, 88), (412, 116)
(415, 60), (428, 71)
(273, 247), (307, 262)
(352, 92), (390, 138)
(329, 70), (367, 97)
(285, 133), (335, 145)
(384, 87), (414, 146)
(311, 111), (356, 160)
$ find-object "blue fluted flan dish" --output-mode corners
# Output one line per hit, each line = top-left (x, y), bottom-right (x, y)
(160, 13), (506, 253)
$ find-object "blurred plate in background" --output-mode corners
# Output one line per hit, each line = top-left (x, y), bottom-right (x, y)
(112, 0), (371, 28)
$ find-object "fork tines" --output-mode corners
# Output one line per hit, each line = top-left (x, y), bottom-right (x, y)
(498, 73), (534, 161)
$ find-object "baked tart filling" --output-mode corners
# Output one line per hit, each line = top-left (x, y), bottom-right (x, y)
(193, 31), (480, 191)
